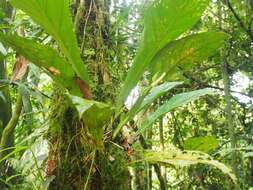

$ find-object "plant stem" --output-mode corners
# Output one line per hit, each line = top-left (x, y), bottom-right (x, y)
(0, 91), (23, 160)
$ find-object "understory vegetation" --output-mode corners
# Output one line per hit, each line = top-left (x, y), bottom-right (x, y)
(0, 0), (253, 189)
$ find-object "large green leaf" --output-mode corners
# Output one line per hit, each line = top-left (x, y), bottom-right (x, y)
(118, 0), (210, 105)
(150, 31), (230, 80)
(136, 88), (213, 134)
(113, 82), (182, 138)
(184, 136), (219, 153)
(9, 0), (90, 84)
(0, 33), (82, 96)
(137, 82), (183, 113)
(141, 150), (237, 184)
(69, 95), (113, 150)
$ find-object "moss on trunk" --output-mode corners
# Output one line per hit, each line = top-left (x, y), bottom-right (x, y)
(47, 88), (131, 190)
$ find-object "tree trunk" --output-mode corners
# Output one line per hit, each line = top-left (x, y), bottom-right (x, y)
(0, 1), (14, 185)
(222, 60), (238, 176)
(48, 0), (131, 189)
(0, 0), (13, 151)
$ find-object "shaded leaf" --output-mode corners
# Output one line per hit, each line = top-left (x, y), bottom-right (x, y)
(118, 0), (210, 105)
(69, 95), (113, 150)
(150, 31), (230, 80)
(137, 88), (213, 134)
(141, 150), (237, 183)
(43, 176), (56, 188)
(0, 146), (29, 163)
(184, 136), (219, 153)
(9, 0), (90, 84)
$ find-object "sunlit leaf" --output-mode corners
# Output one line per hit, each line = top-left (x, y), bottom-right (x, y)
(137, 82), (183, 113)
(216, 146), (253, 157)
(0, 33), (83, 96)
(118, 0), (210, 105)
(9, 0), (90, 84)
(150, 31), (230, 80)
(140, 150), (237, 184)
(184, 136), (219, 153)
(113, 82), (182, 139)
(137, 88), (213, 134)
(243, 152), (253, 159)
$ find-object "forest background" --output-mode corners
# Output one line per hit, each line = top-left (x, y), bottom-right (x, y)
(0, 0), (253, 189)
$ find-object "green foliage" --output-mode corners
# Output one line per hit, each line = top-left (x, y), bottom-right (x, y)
(69, 95), (113, 150)
(0, 146), (29, 163)
(0, 0), (239, 188)
(137, 82), (183, 113)
(184, 136), (219, 152)
(9, 0), (90, 84)
(137, 88), (213, 134)
(150, 31), (230, 80)
(113, 82), (182, 138)
(141, 150), (237, 184)
(0, 33), (82, 96)
(118, 0), (210, 105)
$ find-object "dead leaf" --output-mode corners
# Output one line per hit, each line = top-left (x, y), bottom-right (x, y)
(12, 54), (29, 81)
(42, 66), (60, 75)
(100, 64), (111, 84)
(76, 76), (92, 100)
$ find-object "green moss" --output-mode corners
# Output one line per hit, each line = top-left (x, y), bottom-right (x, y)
(95, 144), (131, 190)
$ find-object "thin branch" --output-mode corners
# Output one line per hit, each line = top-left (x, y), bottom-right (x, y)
(180, 69), (253, 98)
(224, 0), (253, 41)
(81, 0), (93, 54)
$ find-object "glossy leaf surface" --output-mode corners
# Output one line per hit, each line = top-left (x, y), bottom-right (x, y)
(0, 33), (82, 96)
(118, 0), (210, 105)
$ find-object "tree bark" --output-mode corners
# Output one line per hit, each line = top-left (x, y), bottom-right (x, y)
(48, 0), (131, 189)
(222, 60), (238, 176)
(0, 0), (13, 148)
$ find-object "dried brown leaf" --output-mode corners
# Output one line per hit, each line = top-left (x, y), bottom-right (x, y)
(12, 54), (29, 81)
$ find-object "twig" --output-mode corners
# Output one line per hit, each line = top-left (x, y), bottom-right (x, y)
(224, 0), (253, 41)
(83, 151), (95, 190)
(180, 68), (253, 98)
(81, 0), (93, 54)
